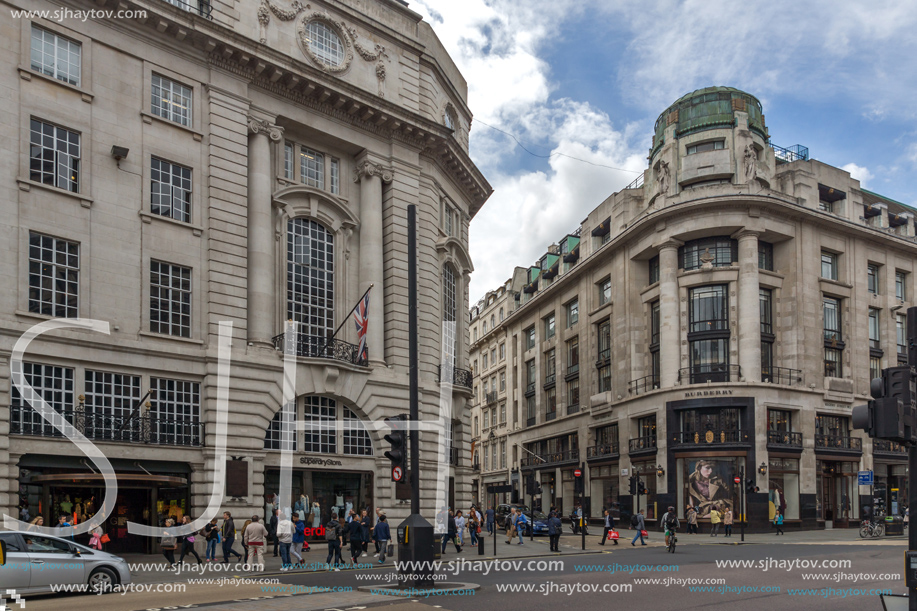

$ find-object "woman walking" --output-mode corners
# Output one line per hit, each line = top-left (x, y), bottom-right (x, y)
(774, 510), (785, 535)
(161, 519), (178, 568)
(240, 518), (252, 564)
(177, 515), (203, 565)
(468, 511), (479, 547)
(348, 511), (364, 568)
(709, 505), (722, 537)
(723, 508), (733, 537)
(686, 506), (698, 534)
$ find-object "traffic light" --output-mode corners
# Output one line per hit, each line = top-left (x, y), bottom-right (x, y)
(383, 415), (406, 481)
(628, 475), (637, 495)
(534, 481), (543, 496)
(854, 366), (915, 444)
(637, 479), (647, 496)
(745, 478), (756, 494)
(526, 473), (535, 496)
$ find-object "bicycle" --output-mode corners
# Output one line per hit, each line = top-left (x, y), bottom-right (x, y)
(859, 518), (885, 538)
(665, 528), (677, 552)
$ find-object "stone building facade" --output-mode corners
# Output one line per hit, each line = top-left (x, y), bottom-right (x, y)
(0, 0), (489, 552)
(470, 86), (910, 530)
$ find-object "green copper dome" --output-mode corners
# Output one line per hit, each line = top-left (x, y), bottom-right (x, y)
(650, 86), (767, 158)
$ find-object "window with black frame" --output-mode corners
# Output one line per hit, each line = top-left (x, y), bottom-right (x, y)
(758, 241), (774, 271)
(679, 237), (737, 271)
(760, 289), (774, 381)
(649, 300), (660, 388)
(679, 408), (740, 444)
(687, 285), (730, 382)
(823, 296), (843, 378)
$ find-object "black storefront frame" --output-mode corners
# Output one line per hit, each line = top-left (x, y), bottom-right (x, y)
(663, 397), (756, 521)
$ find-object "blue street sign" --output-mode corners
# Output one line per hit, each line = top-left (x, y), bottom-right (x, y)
(858, 470), (874, 486)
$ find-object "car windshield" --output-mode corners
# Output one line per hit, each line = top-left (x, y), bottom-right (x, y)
(531, 511), (548, 520)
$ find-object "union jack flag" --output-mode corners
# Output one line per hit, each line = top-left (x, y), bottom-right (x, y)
(353, 290), (371, 362)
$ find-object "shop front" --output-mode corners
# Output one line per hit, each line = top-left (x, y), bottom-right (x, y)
(874, 441), (908, 516)
(587, 422), (620, 516)
(16, 454), (191, 554)
(816, 460), (859, 527)
(263, 462), (373, 539)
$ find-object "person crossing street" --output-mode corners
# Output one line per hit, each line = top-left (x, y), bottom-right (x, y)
(600, 509), (617, 546)
(631, 509), (647, 546)
(660, 506), (679, 550)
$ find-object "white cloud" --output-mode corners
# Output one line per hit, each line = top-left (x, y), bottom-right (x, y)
(841, 163), (873, 188)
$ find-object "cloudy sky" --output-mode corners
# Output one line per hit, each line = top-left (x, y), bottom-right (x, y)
(411, 0), (917, 304)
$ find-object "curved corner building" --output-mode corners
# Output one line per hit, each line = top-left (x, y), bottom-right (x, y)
(470, 86), (909, 531)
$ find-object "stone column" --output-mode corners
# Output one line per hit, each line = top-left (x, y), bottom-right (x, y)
(354, 158), (393, 366)
(658, 240), (681, 388)
(246, 118), (282, 347)
(736, 231), (761, 382)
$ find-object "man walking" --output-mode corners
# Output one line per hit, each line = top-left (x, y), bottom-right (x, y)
(515, 510), (528, 545)
(243, 515), (270, 569)
(599, 509), (617, 546)
(269, 508), (280, 558)
(686, 506), (698, 534)
(325, 512), (343, 570)
(486, 506), (495, 534)
(505, 508), (516, 544)
(222, 512), (243, 563)
(374, 514), (391, 563)
(277, 511), (293, 570)
(547, 511), (562, 552)
(631, 509), (647, 546)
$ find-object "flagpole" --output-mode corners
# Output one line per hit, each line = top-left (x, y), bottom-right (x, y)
(327, 284), (374, 343)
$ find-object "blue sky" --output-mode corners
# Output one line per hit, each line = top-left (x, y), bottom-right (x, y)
(412, 0), (917, 303)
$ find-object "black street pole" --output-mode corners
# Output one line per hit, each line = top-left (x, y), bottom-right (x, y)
(907, 306), (917, 610)
(740, 466), (745, 542)
(408, 205), (420, 516)
(581, 463), (586, 550)
(494, 491), (497, 556)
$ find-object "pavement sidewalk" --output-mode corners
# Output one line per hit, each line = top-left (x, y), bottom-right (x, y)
(118, 527), (908, 584)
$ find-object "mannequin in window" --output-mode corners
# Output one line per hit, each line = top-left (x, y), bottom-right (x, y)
(312, 502), (321, 528)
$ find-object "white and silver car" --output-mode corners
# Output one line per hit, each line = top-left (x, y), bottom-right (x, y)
(0, 531), (131, 595)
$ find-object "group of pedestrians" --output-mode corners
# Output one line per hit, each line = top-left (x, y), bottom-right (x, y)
(323, 507), (390, 570)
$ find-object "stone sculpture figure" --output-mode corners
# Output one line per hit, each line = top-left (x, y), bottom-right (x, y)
(744, 143), (757, 183)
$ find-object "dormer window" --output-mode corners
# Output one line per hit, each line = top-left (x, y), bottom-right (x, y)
(686, 140), (724, 155)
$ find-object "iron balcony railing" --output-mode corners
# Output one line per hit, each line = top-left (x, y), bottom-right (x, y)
(824, 329), (842, 342)
(586, 443), (619, 460)
(544, 373), (556, 388)
(485, 391), (499, 405)
(525, 382), (536, 395)
(10, 405), (203, 446)
(272, 331), (367, 367)
(567, 403), (581, 415)
(595, 348), (611, 367)
(162, 0), (213, 18)
(762, 367), (803, 386)
(472, 462), (481, 472)
(771, 143), (809, 164)
(628, 435), (657, 453)
(437, 364), (473, 389)
(678, 364), (741, 384)
(874, 439), (908, 455)
(520, 449), (579, 468)
(673, 429), (748, 446)
(815, 434), (862, 452)
(628, 374), (660, 395)
(545, 409), (557, 421)
(767, 430), (803, 449)
(526, 416), (536, 427)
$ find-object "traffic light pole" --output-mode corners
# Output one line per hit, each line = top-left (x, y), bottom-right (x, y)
(739, 466), (745, 543)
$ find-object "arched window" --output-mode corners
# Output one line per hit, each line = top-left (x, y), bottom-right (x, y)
(343, 407), (373, 456)
(287, 218), (334, 338)
(264, 408), (298, 450)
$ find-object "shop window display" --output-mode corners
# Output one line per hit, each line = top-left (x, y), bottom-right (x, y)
(682, 457), (738, 518)
(767, 458), (799, 520)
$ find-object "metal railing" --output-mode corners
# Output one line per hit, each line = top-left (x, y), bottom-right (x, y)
(815, 434), (862, 451)
(628, 435), (657, 453)
(874, 439), (907, 455)
(520, 448), (579, 468)
(273, 331), (367, 366)
(545, 410), (557, 421)
(678, 364), (741, 384)
(762, 367), (803, 386)
(449, 447), (460, 467)
(587, 443), (619, 459)
(162, 0), (213, 18)
(771, 143), (809, 163)
(624, 172), (644, 190)
(824, 329), (842, 342)
(628, 375), (660, 395)
(767, 430), (803, 448)
(10, 405), (203, 446)
(544, 373), (556, 388)
(472, 462), (481, 472)
(673, 429), (747, 446)
(437, 364), (473, 389)
(567, 403), (581, 415)
(485, 391), (499, 405)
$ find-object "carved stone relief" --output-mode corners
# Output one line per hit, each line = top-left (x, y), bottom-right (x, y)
(259, 1), (391, 96)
